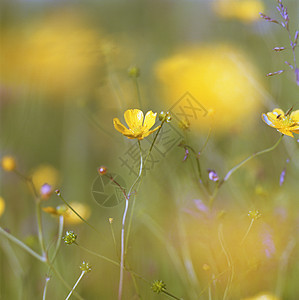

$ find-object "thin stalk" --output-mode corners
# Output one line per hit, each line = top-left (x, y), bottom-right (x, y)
(161, 289), (182, 300)
(65, 271), (86, 300)
(75, 243), (119, 267)
(57, 192), (101, 235)
(109, 221), (118, 258)
(0, 227), (46, 262)
(223, 135), (283, 183)
(36, 201), (47, 259)
(51, 215), (64, 264)
(118, 192), (130, 299)
(42, 276), (50, 300)
(240, 218), (255, 246)
(134, 78), (142, 109)
(218, 224), (234, 300)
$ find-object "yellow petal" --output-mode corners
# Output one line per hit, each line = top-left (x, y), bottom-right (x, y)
(143, 111), (157, 130)
(141, 125), (161, 139)
(262, 113), (276, 128)
(124, 109), (144, 130)
(272, 108), (285, 116)
(113, 118), (131, 135)
(290, 110), (299, 122)
(278, 128), (294, 137)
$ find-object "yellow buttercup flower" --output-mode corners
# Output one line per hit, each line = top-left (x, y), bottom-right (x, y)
(262, 108), (299, 137)
(1, 156), (16, 172)
(113, 109), (160, 140)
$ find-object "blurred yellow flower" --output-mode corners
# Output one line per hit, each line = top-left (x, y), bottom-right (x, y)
(31, 164), (60, 191)
(213, 0), (264, 22)
(43, 202), (91, 225)
(155, 44), (261, 133)
(0, 11), (108, 98)
(113, 109), (160, 140)
(63, 202), (91, 225)
(262, 108), (299, 137)
(1, 156), (16, 172)
(0, 197), (5, 217)
(242, 292), (281, 300)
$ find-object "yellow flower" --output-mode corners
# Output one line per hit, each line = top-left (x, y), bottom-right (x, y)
(113, 109), (160, 140)
(31, 164), (60, 191)
(155, 44), (261, 133)
(0, 197), (5, 217)
(1, 156), (16, 172)
(43, 202), (91, 225)
(242, 292), (281, 300)
(262, 108), (299, 137)
(213, 0), (264, 22)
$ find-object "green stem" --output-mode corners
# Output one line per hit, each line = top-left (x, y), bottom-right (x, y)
(0, 227), (46, 262)
(240, 218), (255, 246)
(210, 135), (283, 208)
(42, 276), (50, 300)
(109, 221), (118, 258)
(223, 135), (283, 183)
(161, 289), (182, 300)
(65, 271), (86, 300)
(76, 244), (119, 267)
(51, 215), (64, 264)
(218, 224), (234, 300)
(36, 201), (47, 259)
(134, 78), (142, 109)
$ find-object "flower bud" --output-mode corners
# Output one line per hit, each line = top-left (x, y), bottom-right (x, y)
(98, 166), (107, 176)
(128, 66), (140, 78)
(80, 261), (92, 273)
(1, 156), (16, 172)
(40, 183), (52, 200)
(63, 231), (77, 245)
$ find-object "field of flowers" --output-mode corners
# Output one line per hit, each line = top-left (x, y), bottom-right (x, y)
(1, 0), (299, 299)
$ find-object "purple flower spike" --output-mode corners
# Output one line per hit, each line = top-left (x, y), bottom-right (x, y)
(183, 148), (189, 161)
(279, 168), (286, 186)
(207, 169), (219, 182)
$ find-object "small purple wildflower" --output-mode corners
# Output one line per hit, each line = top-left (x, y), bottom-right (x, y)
(194, 199), (209, 213)
(207, 169), (219, 182)
(40, 183), (52, 199)
(279, 168), (286, 186)
(183, 148), (189, 161)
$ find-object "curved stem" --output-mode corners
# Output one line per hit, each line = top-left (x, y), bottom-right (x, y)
(65, 271), (86, 300)
(240, 218), (255, 246)
(223, 135), (283, 183)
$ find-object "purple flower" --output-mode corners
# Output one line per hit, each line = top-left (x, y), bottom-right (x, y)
(279, 168), (286, 186)
(207, 169), (219, 182)
(40, 183), (52, 199)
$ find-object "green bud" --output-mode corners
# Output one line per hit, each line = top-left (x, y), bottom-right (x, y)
(128, 66), (140, 78)
(63, 231), (77, 245)
(80, 261), (92, 273)
(151, 280), (166, 293)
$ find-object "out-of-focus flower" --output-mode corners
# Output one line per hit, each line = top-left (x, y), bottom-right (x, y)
(262, 108), (299, 137)
(43, 202), (90, 225)
(1, 156), (16, 172)
(40, 183), (53, 200)
(0, 11), (108, 98)
(113, 109), (160, 140)
(31, 164), (59, 191)
(202, 264), (210, 271)
(0, 197), (5, 217)
(248, 210), (262, 220)
(155, 44), (261, 133)
(260, 224), (276, 259)
(213, 0), (264, 22)
(63, 202), (91, 225)
(242, 292), (281, 300)
(208, 169), (219, 182)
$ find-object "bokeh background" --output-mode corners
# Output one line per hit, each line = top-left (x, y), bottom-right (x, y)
(1, 0), (299, 299)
